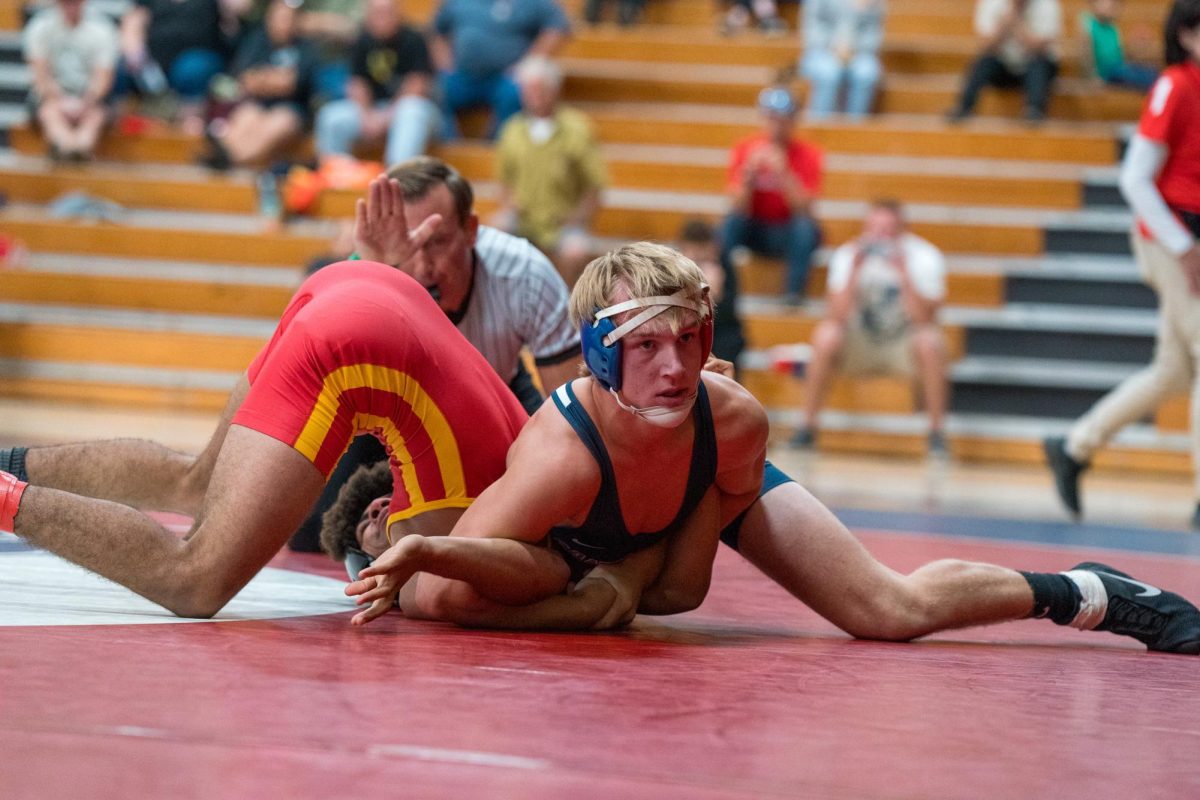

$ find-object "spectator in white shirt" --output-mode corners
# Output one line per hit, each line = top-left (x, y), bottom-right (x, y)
(791, 199), (949, 456)
(23, 0), (118, 161)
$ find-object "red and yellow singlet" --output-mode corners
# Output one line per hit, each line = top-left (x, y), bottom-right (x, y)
(232, 260), (528, 527)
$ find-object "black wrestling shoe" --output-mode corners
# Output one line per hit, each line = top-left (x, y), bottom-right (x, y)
(1071, 562), (1200, 654)
(1043, 436), (1087, 517)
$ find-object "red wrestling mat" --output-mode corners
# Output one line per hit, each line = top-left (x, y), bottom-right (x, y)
(3, 531), (1199, 799)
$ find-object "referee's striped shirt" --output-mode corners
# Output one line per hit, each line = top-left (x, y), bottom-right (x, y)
(458, 226), (580, 387)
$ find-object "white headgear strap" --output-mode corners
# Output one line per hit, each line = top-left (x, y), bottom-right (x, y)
(594, 289), (707, 346)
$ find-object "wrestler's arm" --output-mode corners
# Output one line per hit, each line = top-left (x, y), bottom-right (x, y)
(353, 400), (648, 629)
(637, 375), (769, 615)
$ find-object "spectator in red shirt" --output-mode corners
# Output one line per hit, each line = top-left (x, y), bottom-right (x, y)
(721, 86), (823, 305)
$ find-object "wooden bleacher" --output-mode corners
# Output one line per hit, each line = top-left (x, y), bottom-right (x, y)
(0, 0), (1189, 475)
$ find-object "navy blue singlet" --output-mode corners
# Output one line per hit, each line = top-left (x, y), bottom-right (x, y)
(548, 380), (718, 580)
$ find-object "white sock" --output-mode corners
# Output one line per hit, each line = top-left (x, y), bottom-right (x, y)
(1062, 570), (1108, 630)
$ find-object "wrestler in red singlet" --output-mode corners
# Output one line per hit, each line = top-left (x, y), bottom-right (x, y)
(232, 260), (528, 529)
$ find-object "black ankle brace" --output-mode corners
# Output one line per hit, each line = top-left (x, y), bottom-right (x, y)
(1021, 571), (1082, 626)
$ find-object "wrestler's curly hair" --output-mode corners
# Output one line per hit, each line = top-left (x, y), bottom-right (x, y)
(319, 460), (394, 561)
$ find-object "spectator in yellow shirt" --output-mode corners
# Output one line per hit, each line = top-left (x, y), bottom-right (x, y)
(493, 55), (607, 285)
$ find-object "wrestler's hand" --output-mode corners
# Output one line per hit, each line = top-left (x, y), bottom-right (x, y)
(344, 534), (426, 626)
(353, 175), (443, 268)
(703, 355), (735, 378)
(576, 568), (639, 630)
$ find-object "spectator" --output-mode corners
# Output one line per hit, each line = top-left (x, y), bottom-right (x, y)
(801, 0), (885, 120)
(22, 0), (118, 161)
(295, 0), (366, 102)
(678, 219), (747, 374)
(583, 0), (645, 26)
(721, 86), (822, 306)
(494, 55), (606, 285)
(199, 0), (316, 169)
(1082, 0), (1159, 92)
(431, 0), (571, 139)
(313, 0), (437, 166)
(719, 0), (787, 35)
(947, 0), (1062, 124)
(791, 199), (948, 455)
(117, 0), (231, 133)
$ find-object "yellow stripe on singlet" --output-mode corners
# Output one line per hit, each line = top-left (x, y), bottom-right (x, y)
(294, 364), (467, 507)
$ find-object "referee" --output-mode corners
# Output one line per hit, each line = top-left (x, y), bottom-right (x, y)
(289, 156), (582, 551)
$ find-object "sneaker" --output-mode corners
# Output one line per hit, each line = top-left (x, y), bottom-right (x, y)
(1043, 436), (1087, 517)
(1192, 503), (1200, 530)
(1022, 106), (1047, 125)
(1071, 562), (1200, 654)
(927, 430), (949, 458)
(789, 426), (815, 449)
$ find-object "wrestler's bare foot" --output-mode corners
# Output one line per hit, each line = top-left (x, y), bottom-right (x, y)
(345, 533), (427, 625)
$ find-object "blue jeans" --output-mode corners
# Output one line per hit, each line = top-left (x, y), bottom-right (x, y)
(315, 96), (440, 164)
(802, 49), (881, 119)
(115, 48), (225, 102)
(721, 213), (821, 297)
(1104, 62), (1159, 93)
(438, 69), (522, 139)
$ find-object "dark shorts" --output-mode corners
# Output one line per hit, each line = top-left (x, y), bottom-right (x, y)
(719, 460), (794, 552)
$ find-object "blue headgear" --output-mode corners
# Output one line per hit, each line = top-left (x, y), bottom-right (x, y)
(580, 289), (713, 392)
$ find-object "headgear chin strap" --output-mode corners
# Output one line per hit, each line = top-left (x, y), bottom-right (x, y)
(580, 287), (713, 427)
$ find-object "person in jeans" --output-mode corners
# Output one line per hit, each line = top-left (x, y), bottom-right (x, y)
(1082, 0), (1159, 92)
(431, 0), (571, 139)
(116, 0), (231, 132)
(313, 0), (438, 165)
(721, 86), (823, 306)
(801, 0), (886, 119)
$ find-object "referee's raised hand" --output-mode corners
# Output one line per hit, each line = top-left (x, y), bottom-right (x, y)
(354, 175), (443, 269)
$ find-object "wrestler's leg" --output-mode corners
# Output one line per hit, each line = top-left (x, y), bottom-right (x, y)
(12, 423), (325, 617)
(735, 482), (1034, 641)
(20, 377), (250, 516)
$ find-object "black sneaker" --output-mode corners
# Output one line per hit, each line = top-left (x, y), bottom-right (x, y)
(1071, 562), (1200, 654)
(1043, 436), (1087, 517)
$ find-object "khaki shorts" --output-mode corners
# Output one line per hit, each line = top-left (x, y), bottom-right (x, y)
(840, 328), (914, 377)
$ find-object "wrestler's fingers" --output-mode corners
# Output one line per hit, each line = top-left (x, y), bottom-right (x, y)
(351, 597), (393, 626)
(408, 213), (443, 250)
(344, 575), (377, 597)
(354, 581), (396, 605)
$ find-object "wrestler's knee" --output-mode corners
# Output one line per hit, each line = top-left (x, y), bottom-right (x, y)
(848, 558), (978, 641)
